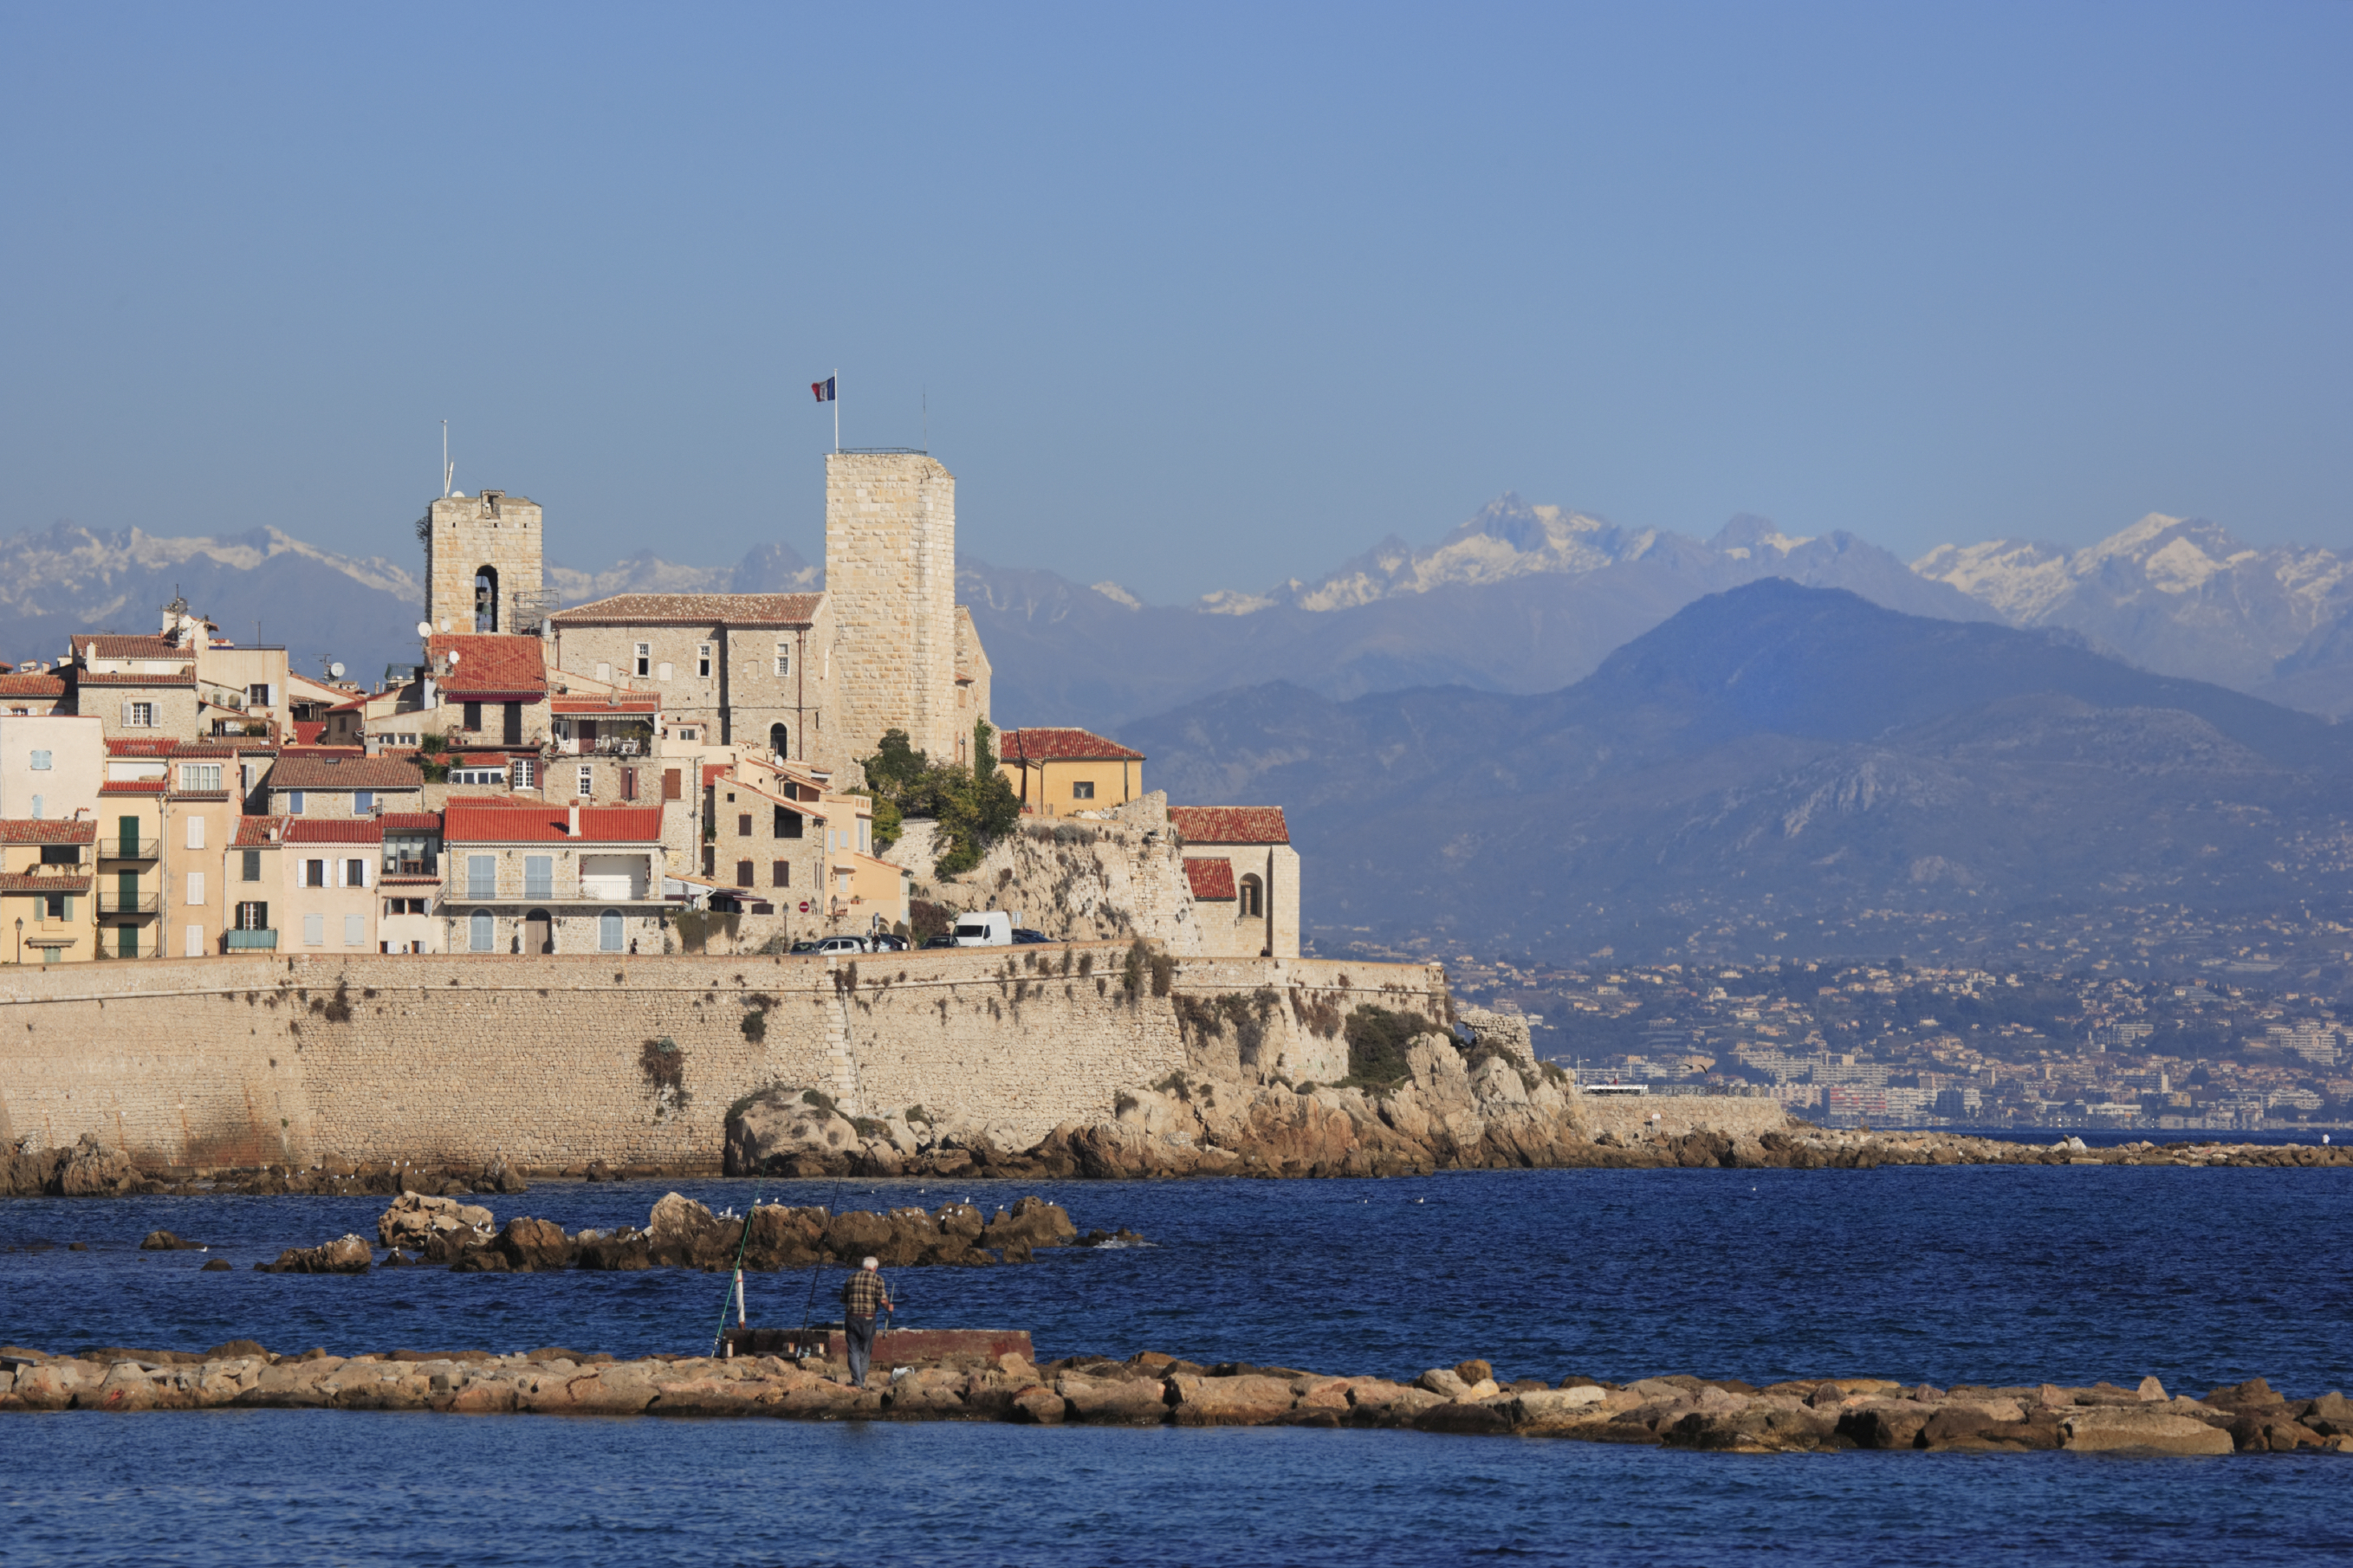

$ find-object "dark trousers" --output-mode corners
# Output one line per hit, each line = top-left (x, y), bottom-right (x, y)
(845, 1313), (877, 1386)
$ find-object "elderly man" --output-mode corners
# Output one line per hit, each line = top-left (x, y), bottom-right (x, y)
(839, 1255), (893, 1388)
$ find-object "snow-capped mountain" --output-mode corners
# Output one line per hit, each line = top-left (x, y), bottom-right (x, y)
(1911, 513), (2353, 692)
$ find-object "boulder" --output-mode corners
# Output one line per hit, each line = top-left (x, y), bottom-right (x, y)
(377, 1193), (494, 1251)
(646, 1193), (736, 1268)
(2229, 1413), (2325, 1453)
(494, 1217), (573, 1272)
(139, 1230), (201, 1251)
(2061, 1408), (2236, 1455)
(1666, 1402), (1838, 1453)
(575, 1228), (653, 1271)
(257, 1234), (373, 1274)
(50, 1135), (143, 1197)
(1837, 1402), (1934, 1449)
(1508, 1386), (1611, 1433)
(725, 1087), (862, 1176)
(1166, 1373), (1297, 1427)
(1056, 1370), (1172, 1425)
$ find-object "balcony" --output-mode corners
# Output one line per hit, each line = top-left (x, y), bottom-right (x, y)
(225, 930), (278, 951)
(99, 839), (160, 861)
(560, 734), (652, 757)
(96, 941), (158, 959)
(384, 858), (440, 878)
(98, 891), (160, 916)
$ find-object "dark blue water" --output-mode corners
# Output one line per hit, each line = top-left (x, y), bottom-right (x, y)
(5, 1168), (2350, 1564)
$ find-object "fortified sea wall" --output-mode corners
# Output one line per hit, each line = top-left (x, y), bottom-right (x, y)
(0, 946), (1455, 1173)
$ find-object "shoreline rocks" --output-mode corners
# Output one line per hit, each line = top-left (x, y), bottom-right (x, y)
(0, 1341), (2342, 1455)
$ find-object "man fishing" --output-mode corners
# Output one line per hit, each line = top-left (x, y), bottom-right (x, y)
(838, 1255), (892, 1388)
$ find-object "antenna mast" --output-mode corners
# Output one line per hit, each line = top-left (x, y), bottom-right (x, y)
(441, 419), (454, 497)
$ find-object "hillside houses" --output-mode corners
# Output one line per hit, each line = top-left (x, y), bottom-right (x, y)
(1, 452), (1301, 963)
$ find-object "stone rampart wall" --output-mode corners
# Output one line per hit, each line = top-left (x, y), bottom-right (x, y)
(0, 947), (1449, 1172)
(1571, 1094), (1793, 1143)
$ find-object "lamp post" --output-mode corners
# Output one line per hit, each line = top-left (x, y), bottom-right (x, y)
(13, 917), (20, 964)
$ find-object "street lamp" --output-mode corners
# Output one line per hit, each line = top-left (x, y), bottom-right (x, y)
(13, 917), (20, 965)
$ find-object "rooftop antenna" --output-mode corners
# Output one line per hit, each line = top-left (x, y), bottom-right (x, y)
(441, 420), (454, 498)
(922, 386), (928, 453)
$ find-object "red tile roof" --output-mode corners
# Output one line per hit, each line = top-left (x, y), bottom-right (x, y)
(99, 780), (167, 795)
(106, 738), (179, 757)
(283, 820), (386, 845)
(269, 755), (424, 790)
(74, 671), (194, 688)
(1183, 858), (1237, 900)
(0, 673), (66, 697)
(1169, 806), (1290, 845)
(427, 634), (548, 698)
(0, 872), (92, 892)
(0, 820), (98, 845)
(291, 722), (327, 745)
(73, 634), (188, 661)
(443, 802), (665, 844)
(551, 593), (824, 628)
(234, 817), (286, 847)
(1000, 727), (1144, 763)
(379, 812), (443, 833)
(552, 695), (661, 715)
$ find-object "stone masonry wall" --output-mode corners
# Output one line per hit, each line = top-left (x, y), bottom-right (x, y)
(824, 454), (957, 768)
(424, 493), (543, 636)
(0, 948), (1449, 1172)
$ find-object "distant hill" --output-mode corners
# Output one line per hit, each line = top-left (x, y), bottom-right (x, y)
(1125, 580), (2353, 967)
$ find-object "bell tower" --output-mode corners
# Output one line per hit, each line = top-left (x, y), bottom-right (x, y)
(422, 489), (546, 636)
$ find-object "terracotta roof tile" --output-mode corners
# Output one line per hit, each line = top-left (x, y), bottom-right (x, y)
(269, 755), (425, 790)
(1183, 859), (1237, 900)
(443, 802), (664, 844)
(552, 695), (661, 715)
(550, 593), (824, 627)
(379, 812), (443, 833)
(428, 633), (548, 697)
(0, 820), (98, 845)
(74, 634), (187, 660)
(74, 671), (194, 687)
(1000, 727), (1144, 763)
(99, 780), (167, 794)
(106, 738), (179, 757)
(0, 871), (93, 892)
(234, 817), (286, 847)
(283, 820), (386, 845)
(1169, 806), (1289, 845)
(291, 722), (327, 745)
(0, 673), (66, 697)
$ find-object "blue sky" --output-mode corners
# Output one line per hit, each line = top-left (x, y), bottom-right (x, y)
(3, 3), (2347, 600)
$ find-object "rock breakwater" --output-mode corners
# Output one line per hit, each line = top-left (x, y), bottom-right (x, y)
(2, 1343), (2343, 1455)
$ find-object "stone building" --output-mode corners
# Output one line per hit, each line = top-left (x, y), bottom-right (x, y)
(1001, 727), (1145, 816)
(438, 800), (667, 956)
(0, 819), (97, 964)
(1170, 807), (1301, 959)
(424, 489), (547, 637)
(547, 593), (827, 760)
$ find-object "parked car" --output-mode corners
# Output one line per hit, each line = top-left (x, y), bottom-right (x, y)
(1010, 928), (1053, 945)
(951, 910), (1013, 947)
(788, 940), (823, 955)
(870, 932), (910, 952)
(807, 935), (868, 955)
(920, 934), (958, 949)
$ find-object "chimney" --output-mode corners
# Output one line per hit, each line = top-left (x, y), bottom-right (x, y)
(568, 804), (581, 838)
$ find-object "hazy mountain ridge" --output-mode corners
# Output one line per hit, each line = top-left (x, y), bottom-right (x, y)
(1123, 581), (2353, 969)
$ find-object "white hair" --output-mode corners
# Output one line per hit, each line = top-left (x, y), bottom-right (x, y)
(861, 1256), (878, 1269)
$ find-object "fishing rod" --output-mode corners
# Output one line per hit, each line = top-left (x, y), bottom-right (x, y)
(795, 1162), (855, 1359)
(708, 1175), (763, 1358)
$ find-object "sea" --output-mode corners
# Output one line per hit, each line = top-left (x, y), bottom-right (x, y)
(3, 1163), (2349, 1566)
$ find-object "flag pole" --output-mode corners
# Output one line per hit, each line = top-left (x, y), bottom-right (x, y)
(833, 368), (839, 453)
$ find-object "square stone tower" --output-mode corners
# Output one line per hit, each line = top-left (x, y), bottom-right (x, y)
(824, 453), (958, 767)
(423, 489), (545, 636)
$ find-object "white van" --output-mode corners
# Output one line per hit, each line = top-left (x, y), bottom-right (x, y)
(951, 910), (1012, 947)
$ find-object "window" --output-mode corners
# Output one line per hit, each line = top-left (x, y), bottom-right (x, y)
(467, 855), (495, 899)
(28, 794), (40, 820)
(179, 763), (222, 793)
(678, 729), (697, 742)
(235, 901), (268, 931)
(664, 768), (682, 800)
(288, 790), (306, 815)
(39, 845), (77, 865)
(736, 859), (754, 887)
(1240, 874), (1264, 918)
(775, 642), (791, 677)
(774, 805), (802, 839)
(511, 756), (535, 790)
(242, 849), (262, 882)
(462, 701), (482, 732)
(184, 925), (203, 958)
(470, 910), (495, 952)
(502, 703), (522, 745)
(768, 722), (788, 758)
(620, 767), (637, 801)
(697, 644), (712, 678)
(126, 702), (155, 728)
(303, 913), (324, 946)
(450, 767), (506, 786)
(42, 893), (65, 920)
(524, 855), (554, 900)
(634, 643), (651, 677)
(354, 790), (374, 815)
(248, 683), (272, 707)
(600, 910), (624, 952)
(1073, 780), (1095, 800)
(305, 859), (327, 888)
(578, 765), (593, 800)
(28, 749), (49, 771)
(345, 859), (367, 888)
(182, 815), (204, 851)
(772, 860), (790, 888)
(185, 871), (204, 906)
(736, 813), (752, 837)
(344, 914), (365, 947)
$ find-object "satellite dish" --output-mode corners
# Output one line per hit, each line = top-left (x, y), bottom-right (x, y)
(447, 651), (461, 665)
(416, 621), (433, 639)
(451, 490), (466, 499)
(328, 662), (346, 679)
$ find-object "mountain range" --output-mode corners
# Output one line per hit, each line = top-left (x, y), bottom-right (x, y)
(1, 497), (2344, 724)
(1125, 580), (2353, 972)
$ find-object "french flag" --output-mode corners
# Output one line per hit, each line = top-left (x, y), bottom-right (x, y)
(811, 375), (836, 403)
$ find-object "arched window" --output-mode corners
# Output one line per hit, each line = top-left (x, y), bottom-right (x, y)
(469, 910), (495, 952)
(600, 910), (625, 952)
(473, 566), (500, 633)
(768, 722), (788, 759)
(1239, 873), (1264, 919)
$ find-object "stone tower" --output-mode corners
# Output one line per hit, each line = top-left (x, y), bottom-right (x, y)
(824, 453), (957, 767)
(423, 489), (545, 636)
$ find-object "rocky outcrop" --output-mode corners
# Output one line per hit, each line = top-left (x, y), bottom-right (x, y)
(376, 1192), (494, 1251)
(3, 1150), (528, 1201)
(724, 1088), (864, 1176)
(2, 1343), (2343, 1454)
(256, 1234), (373, 1274)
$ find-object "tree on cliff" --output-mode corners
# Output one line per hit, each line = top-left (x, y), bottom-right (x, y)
(859, 721), (1021, 879)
